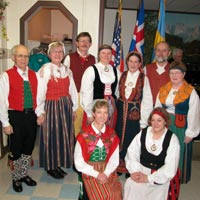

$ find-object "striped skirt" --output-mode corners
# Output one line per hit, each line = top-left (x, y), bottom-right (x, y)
(39, 96), (74, 170)
(82, 161), (122, 200)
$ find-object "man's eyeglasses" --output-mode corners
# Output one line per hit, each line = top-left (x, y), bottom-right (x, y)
(14, 54), (29, 59)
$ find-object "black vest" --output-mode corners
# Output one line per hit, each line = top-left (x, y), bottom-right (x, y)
(92, 65), (118, 99)
(140, 127), (173, 170)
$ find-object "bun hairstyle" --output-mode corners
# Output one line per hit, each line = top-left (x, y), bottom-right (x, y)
(47, 41), (65, 55)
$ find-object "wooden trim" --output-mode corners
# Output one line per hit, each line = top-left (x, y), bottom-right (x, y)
(98, 0), (105, 48)
(20, 1), (78, 52)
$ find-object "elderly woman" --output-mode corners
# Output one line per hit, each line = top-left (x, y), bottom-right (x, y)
(74, 100), (122, 200)
(38, 42), (78, 179)
(124, 107), (180, 200)
(80, 44), (120, 129)
(155, 61), (200, 183)
(115, 51), (153, 174)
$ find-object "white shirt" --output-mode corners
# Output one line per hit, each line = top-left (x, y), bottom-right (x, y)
(80, 62), (121, 117)
(74, 123), (119, 178)
(155, 88), (200, 138)
(36, 63), (78, 114)
(143, 62), (168, 75)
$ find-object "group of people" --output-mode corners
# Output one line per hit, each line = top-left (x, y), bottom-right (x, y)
(0, 31), (200, 200)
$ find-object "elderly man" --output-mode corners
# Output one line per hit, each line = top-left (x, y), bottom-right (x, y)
(144, 41), (171, 105)
(0, 44), (44, 192)
(169, 48), (183, 63)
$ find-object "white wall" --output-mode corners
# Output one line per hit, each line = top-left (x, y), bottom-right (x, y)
(103, 8), (137, 62)
(5, 0), (100, 61)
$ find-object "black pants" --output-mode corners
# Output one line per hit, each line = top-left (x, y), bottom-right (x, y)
(8, 110), (37, 160)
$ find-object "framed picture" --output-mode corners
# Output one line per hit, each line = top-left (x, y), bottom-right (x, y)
(145, 11), (200, 68)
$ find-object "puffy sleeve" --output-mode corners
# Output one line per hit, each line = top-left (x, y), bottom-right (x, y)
(125, 131), (143, 173)
(140, 76), (153, 128)
(185, 89), (200, 138)
(0, 72), (10, 127)
(80, 66), (95, 117)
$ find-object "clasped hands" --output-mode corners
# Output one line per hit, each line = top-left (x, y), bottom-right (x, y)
(131, 172), (148, 183)
(97, 172), (108, 184)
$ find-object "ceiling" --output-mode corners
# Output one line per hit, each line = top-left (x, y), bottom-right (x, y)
(105, 0), (200, 14)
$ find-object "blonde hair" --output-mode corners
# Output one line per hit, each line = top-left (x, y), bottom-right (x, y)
(92, 99), (109, 113)
(47, 41), (65, 55)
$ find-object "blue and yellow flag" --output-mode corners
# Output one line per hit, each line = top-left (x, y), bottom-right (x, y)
(151, 0), (166, 62)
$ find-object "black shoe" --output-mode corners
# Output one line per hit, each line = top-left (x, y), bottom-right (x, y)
(47, 169), (64, 179)
(20, 175), (37, 186)
(13, 180), (23, 192)
(56, 167), (68, 176)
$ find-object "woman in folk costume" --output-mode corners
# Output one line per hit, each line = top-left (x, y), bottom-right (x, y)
(38, 42), (78, 179)
(124, 107), (180, 200)
(115, 51), (153, 174)
(155, 61), (200, 183)
(74, 100), (122, 200)
(80, 44), (120, 129)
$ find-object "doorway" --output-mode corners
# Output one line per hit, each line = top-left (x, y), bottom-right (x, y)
(20, 1), (78, 53)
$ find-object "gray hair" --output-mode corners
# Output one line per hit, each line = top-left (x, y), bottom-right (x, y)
(172, 48), (183, 57)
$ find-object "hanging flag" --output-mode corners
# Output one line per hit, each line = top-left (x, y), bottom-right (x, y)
(151, 0), (166, 61)
(129, 0), (144, 56)
(110, 0), (124, 72)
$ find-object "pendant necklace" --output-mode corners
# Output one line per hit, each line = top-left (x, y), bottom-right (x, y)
(151, 143), (156, 151)
(128, 82), (133, 87)
(104, 66), (109, 72)
(151, 137), (157, 151)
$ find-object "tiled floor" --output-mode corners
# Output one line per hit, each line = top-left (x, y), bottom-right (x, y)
(0, 144), (200, 200)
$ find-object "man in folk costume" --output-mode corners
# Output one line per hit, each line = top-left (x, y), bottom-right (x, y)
(0, 45), (44, 192)
(64, 32), (96, 136)
(74, 100), (122, 200)
(144, 41), (171, 105)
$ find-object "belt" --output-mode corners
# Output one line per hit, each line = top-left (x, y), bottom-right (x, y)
(23, 108), (33, 114)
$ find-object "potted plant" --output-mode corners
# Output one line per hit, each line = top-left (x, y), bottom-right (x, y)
(0, 0), (9, 41)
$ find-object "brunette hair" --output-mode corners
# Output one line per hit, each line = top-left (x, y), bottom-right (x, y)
(76, 32), (92, 43)
(148, 107), (171, 126)
(125, 51), (142, 66)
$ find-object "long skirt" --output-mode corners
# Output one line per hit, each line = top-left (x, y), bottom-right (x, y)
(169, 114), (192, 183)
(82, 161), (122, 200)
(39, 96), (74, 170)
(115, 99), (140, 173)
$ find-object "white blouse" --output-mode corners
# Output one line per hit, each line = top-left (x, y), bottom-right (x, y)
(80, 62), (121, 117)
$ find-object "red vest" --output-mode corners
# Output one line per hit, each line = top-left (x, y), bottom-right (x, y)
(146, 63), (170, 105)
(69, 52), (95, 92)
(7, 66), (38, 111)
(46, 76), (70, 100)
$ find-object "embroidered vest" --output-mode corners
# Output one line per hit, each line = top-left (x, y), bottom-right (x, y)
(7, 66), (37, 111)
(46, 76), (70, 100)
